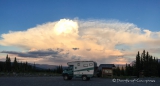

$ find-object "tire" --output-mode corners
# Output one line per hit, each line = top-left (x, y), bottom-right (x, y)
(63, 75), (69, 80)
(82, 76), (87, 81)
(87, 77), (90, 81)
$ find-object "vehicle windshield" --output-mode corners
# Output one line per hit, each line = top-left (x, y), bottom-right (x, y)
(67, 66), (73, 70)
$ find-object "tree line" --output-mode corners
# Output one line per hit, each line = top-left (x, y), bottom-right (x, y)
(0, 55), (34, 73)
(0, 55), (63, 74)
(113, 50), (160, 77)
(53, 65), (63, 74)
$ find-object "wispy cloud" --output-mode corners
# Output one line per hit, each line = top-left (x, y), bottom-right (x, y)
(0, 19), (160, 65)
(1, 49), (59, 58)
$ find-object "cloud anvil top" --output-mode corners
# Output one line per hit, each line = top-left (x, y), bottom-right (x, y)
(0, 19), (160, 65)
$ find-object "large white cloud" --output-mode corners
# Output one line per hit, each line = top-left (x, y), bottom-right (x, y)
(0, 19), (160, 65)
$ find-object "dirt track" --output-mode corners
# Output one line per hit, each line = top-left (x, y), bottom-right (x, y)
(0, 76), (159, 86)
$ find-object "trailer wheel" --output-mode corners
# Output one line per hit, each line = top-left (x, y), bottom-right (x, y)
(63, 75), (69, 80)
(82, 76), (87, 81)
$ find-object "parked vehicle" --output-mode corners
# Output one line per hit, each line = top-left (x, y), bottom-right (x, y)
(62, 61), (97, 81)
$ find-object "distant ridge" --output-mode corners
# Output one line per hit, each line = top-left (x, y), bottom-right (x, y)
(29, 63), (67, 70)
(34, 64), (58, 70)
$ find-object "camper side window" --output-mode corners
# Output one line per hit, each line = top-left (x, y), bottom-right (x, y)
(83, 64), (88, 67)
(89, 63), (93, 66)
(77, 63), (80, 66)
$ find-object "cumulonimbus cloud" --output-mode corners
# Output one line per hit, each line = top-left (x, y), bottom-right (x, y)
(0, 19), (160, 65)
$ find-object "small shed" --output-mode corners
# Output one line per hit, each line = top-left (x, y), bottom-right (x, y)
(98, 64), (115, 77)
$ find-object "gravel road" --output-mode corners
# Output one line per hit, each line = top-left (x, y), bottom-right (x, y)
(0, 76), (159, 86)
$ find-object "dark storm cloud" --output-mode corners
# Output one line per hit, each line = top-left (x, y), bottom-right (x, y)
(1, 49), (59, 58)
(72, 48), (79, 50)
(0, 51), (35, 57)
(28, 49), (58, 56)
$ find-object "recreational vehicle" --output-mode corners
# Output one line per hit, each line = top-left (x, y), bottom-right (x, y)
(62, 61), (97, 81)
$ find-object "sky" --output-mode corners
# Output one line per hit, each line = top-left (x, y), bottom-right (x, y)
(0, 0), (160, 66)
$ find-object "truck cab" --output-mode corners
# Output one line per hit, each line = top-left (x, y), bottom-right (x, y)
(62, 65), (74, 80)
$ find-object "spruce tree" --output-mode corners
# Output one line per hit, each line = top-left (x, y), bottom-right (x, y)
(140, 54), (143, 70)
(33, 62), (36, 72)
(125, 63), (128, 76)
(0, 62), (1, 71)
(156, 58), (159, 76)
(148, 55), (153, 76)
(13, 57), (18, 72)
(19, 61), (23, 72)
(25, 61), (28, 72)
(121, 66), (125, 76)
(58, 65), (61, 73)
(0, 62), (5, 72)
(158, 62), (160, 77)
(142, 50), (146, 71)
(116, 65), (120, 76)
(5, 54), (8, 72)
(145, 52), (149, 76)
(136, 51), (140, 77)
(134, 50), (160, 77)
(5, 55), (11, 72)
(128, 64), (131, 76)
(8, 57), (11, 72)
(60, 65), (63, 73)
(152, 57), (157, 76)
(56, 65), (60, 73)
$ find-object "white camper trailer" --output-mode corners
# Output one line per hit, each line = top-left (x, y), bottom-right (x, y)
(62, 61), (97, 81)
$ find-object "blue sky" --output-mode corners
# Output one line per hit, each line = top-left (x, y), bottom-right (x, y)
(0, 0), (160, 65)
(1, 0), (160, 33)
